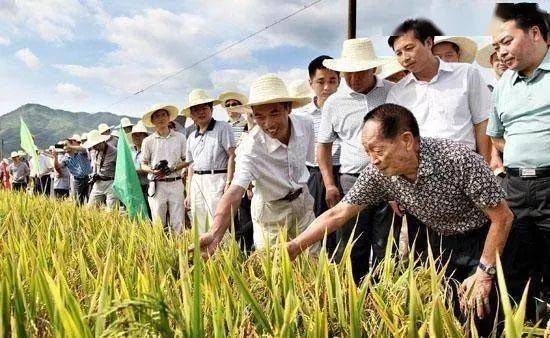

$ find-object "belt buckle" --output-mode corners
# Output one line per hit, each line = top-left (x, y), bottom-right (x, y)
(520, 168), (537, 178)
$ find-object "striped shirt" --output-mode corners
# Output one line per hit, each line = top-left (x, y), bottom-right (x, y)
(228, 118), (248, 145)
(186, 119), (236, 171)
(295, 100), (341, 167)
(318, 78), (393, 174)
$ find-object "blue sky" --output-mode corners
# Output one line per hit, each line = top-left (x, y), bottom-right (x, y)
(1, 0), (549, 120)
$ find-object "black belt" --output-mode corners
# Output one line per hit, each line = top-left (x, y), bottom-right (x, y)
(97, 176), (114, 181)
(340, 172), (361, 178)
(506, 167), (550, 178)
(277, 188), (303, 202)
(156, 177), (182, 182)
(194, 169), (227, 175)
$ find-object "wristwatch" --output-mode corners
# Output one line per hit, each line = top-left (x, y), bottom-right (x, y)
(478, 261), (497, 277)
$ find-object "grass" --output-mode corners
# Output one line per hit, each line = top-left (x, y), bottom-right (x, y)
(0, 190), (543, 337)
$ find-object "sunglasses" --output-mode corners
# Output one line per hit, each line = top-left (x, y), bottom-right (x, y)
(225, 101), (241, 108)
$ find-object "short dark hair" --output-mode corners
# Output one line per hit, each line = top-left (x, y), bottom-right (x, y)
(495, 3), (548, 41)
(308, 55), (339, 79)
(363, 103), (420, 139)
(387, 18), (444, 49)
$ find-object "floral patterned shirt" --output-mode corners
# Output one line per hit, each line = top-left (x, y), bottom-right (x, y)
(342, 137), (505, 235)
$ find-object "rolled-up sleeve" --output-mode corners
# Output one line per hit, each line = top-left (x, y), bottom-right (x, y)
(220, 123), (236, 152)
(231, 138), (259, 190)
(185, 137), (193, 164)
(317, 99), (337, 143)
(468, 66), (491, 124)
(141, 138), (151, 164)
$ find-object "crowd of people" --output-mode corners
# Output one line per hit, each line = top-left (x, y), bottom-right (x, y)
(1, 2), (549, 333)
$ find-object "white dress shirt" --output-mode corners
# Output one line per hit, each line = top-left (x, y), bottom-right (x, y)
(232, 114), (315, 202)
(387, 59), (491, 150)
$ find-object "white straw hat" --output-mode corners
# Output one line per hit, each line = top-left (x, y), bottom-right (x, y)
(17, 151), (26, 157)
(10, 151), (19, 158)
(181, 89), (221, 117)
(97, 123), (114, 134)
(288, 79), (314, 99)
(375, 57), (406, 79)
(323, 38), (388, 73)
(218, 91), (248, 106)
(142, 104), (179, 128)
(433, 36), (478, 64)
(81, 133), (88, 141)
(120, 117), (135, 128)
(67, 134), (82, 143)
(82, 130), (111, 149)
(245, 74), (311, 109)
(131, 121), (150, 135)
(476, 42), (496, 69)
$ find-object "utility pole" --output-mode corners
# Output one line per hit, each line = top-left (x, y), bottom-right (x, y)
(348, 0), (357, 39)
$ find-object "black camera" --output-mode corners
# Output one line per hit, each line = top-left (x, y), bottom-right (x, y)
(88, 173), (101, 185)
(153, 160), (171, 176)
(54, 143), (64, 149)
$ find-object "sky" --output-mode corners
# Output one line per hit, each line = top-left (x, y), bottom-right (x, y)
(1, 0), (549, 120)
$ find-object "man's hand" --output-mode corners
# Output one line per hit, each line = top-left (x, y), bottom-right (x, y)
(459, 268), (493, 319)
(189, 232), (222, 260)
(285, 241), (301, 261)
(489, 153), (504, 172)
(246, 186), (254, 200)
(389, 201), (404, 217)
(184, 195), (191, 211)
(325, 185), (341, 208)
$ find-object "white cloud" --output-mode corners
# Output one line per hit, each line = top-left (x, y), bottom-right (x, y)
(55, 83), (87, 99)
(0, 35), (10, 45)
(15, 48), (41, 70)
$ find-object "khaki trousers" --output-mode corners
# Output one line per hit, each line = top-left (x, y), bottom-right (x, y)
(251, 188), (320, 254)
(148, 180), (185, 233)
(190, 173), (226, 234)
(88, 180), (118, 211)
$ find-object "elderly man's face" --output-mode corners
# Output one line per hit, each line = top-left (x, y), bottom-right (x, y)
(151, 109), (170, 128)
(494, 20), (543, 72)
(343, 69), (375, 94)
(432, 42), (460, 63)
(362, 120), (415, 177)
(190, 103), (213, 125)
(252, 102), (291, 142)
(393, 31), (435, 75)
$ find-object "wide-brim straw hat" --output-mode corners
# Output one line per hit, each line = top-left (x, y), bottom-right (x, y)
(97, 123), (114, 134)
(142, 104), (179, 128)
(375, 57), (406, 79)
(433, 36), (478, 64)
(323, 38), (388, 73)
(67, 134), (82, 143)
(181, 89), (221, 117)
(131, 121), (150, 135)
(218, 91), (248, 106)
(10, 151), (19, 159)
(81, 133), (88, 142)
(17, 151), (26, 157)
(245, 74), (311, 109)
(120, 117), (135, 128)
(288, 79), (314, 99)
(476, 42), (496, 69)
(82, 130), (111, 149)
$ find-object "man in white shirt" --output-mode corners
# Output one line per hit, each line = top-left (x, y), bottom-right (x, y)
(387, 19), (492, 162)
(197, 74), (320, 255)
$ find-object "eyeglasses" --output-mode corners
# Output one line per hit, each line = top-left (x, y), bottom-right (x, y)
(225, 102), (241, 108)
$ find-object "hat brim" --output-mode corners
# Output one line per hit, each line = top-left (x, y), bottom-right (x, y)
(475, 44), (495, 69)
(181, 99), (221, 117)
(245, 96), (311, 110)
(434, 37), (478, 64)
(323, 58), (388, 73)
(82, 135), (111, 149)
(142, 105), (179, 128)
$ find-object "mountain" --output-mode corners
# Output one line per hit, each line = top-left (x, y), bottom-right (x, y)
(0, 104), (140, 157)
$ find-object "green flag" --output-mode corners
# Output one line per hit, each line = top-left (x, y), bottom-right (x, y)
(113, 128), (148, 219)
(20, 118), (40, 173)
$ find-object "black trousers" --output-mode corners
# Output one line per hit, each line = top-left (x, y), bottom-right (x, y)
(12, 181), (27, 191)
(307, 165), (340, 254)
(33, 176), (51, 196)
(337, 174), (394, 284)
(501, 175), (550, 321)
(54, 189), (70, 199)
(234, 195), (254, 254)
(73, 177), (90, 206)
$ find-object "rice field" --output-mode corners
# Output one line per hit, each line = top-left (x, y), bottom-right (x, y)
(0, 191), (542, 337)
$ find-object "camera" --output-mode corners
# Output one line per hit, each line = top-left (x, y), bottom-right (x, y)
(153, 160), (171, 176)
(88, 173), (101, 186)
(54, 143), (64, 149)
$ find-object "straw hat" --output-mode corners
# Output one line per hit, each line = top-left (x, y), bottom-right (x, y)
(131, 121), (149, 135)
(120, 117), (135, 128)
(433, 36), (478, 64)
(142, 104), (179, 128)
(82, 130), (110, 149)
(2, 159), (8, 164)
(10, 151), (19, 159)
(476, 42), (496, 69)
(97, 123), (114, 134)
(67, 134), (82, 143)
(245, 74), (311, 109)
(81, 133), (88, 141)
(323, 38), (388, 73)
(17, 151), (26, 158)
(288, 79), (314, 99)
(375, 57), (406, 79)
(181, 89), (221, 117)
(218, 91), (248, 106)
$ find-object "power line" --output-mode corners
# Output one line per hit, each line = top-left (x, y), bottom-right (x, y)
(107, 0), (325, 108)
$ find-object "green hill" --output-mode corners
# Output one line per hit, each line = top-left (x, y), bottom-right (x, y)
(0, 104), (139, 158)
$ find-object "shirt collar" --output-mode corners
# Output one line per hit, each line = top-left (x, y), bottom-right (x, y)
(512, 48), (550, 84)
(153, 129), (176, 139)
(264, 115), (304, 153)
(194, 118), (216, 137)
(403, 58), (453, 86)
